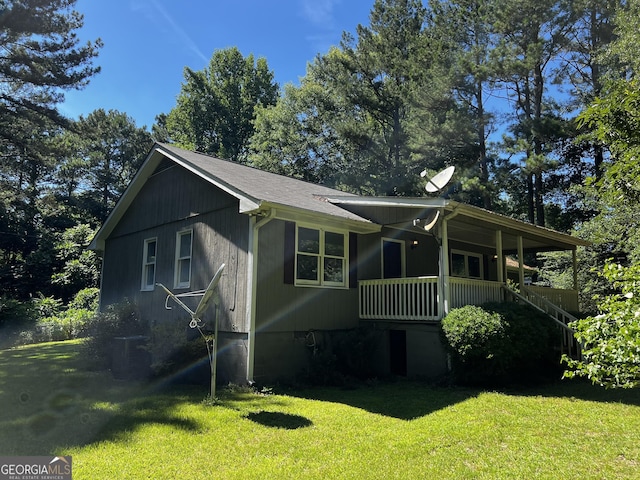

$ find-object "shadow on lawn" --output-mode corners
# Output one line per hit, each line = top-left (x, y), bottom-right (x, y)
(0, 341), (205, 454)
(287, 377), (640, 420)
(287, 381), (480, 421)
(245, 411), (313, 429)
(498, 378), (640, 406)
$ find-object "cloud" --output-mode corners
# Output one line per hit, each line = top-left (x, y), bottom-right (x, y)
(131, 0), (208, 64)
(300, 0), (340, 28)
(300, 0), (345, 54)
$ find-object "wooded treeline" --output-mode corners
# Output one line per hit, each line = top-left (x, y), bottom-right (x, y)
(1, 0), (639, 383)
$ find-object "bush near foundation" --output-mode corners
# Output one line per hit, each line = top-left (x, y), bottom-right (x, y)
(302, 327), (381, 386)
(442, 303), (562, 386)
(82, 299), (149, 370)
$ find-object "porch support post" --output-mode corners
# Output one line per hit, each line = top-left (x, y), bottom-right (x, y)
(440, 218), (450, 316)
(517, 235), (525, 287)
(495, 230), (504, 284)
(572, 248), (578, 291)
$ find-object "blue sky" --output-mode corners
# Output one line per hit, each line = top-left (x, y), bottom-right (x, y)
(61, 0), (374, 129)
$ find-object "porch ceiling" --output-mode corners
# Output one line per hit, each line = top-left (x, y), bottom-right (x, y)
(445, 203), (590, 253)
(326, 196), (589, 253)
(446, 215), (571, 253)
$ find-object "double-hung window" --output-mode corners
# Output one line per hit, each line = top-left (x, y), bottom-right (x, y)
(296, 226), (346, 287)
(175, 230), (192, 288)
(141, 238), (157, 291)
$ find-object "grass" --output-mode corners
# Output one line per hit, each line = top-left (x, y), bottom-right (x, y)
(1, 340), (639, 479)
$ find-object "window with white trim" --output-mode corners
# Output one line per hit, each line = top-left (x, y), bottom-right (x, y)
(296, 226), (346, 287)
(174, 230), (192, 288)
(451, 250), (483, 279)
(141, 238), (157, 291)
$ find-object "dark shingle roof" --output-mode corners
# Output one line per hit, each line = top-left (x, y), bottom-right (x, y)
(157, 143), (369, 223)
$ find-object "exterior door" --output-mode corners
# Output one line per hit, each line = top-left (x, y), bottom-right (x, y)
(389, 329), (407, 376)
(382, 239), (404, 279)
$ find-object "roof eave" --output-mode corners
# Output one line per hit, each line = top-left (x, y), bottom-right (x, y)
(448, 202), (591, 249)
(89, 146), (165, 252)
(245, 201), (381, 234)
(326, 195), (448, 209)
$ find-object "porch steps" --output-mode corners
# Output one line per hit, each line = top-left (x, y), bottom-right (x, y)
(503, 285), (582, 361)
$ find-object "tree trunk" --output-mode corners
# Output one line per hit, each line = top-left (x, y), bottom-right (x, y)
(477, 80), (491, 210)
(527, 172), (535, 224)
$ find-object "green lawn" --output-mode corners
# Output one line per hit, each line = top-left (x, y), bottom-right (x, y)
(1, 340), (639, 479)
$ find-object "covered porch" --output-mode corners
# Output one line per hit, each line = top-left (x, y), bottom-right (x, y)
(326, 196), (589, 322)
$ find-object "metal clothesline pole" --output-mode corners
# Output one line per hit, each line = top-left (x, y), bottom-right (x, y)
(157, 263), (225, 401)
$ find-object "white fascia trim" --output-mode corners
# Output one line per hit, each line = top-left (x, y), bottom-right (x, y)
(325, 196), (449, 209)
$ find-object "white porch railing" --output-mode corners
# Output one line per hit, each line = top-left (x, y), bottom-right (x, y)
(359, 277), (504, 321)
(359, 277), (439, 321)
(509, 286), (582, 360)
(450, 277), (504, 309)
(359, 277), (578, 327)
(525, 285), (579, 313)
(358, 276), (582, 359)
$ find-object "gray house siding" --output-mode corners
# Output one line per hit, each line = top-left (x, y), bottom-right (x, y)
(99, 162), (251, 384)
(253, 219), (360, 383)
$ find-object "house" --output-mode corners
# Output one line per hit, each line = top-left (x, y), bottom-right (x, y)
(90, 143), (589, 384)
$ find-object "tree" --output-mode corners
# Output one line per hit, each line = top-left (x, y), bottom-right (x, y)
(50, 224), (100, 301)
(491, 0), (574, 226)
(565, 263), (640, 388)
(322, 0), (429, 195)
(0, 0), (101, 138)
(249, 81), (352, 186)
(163, 47), (278, 162)
(0, 0), (101, 301)
(429, 0), (500, 209)
(563, 0), (622, 181)
(562, 0), (640, 387)
(71, 109), (153, 222)
(251, 0), (451, 196)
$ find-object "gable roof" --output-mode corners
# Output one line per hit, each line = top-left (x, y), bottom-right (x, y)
(89, 143), (378, 250)
(155, 143), (365, 218)
(90, 142), (590, 253)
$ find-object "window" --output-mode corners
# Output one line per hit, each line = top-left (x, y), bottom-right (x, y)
(450, 250), (483, 279)
(141, 238), (157, 291)
(296, 226), (346, 287)
(174, 230), (192, 288)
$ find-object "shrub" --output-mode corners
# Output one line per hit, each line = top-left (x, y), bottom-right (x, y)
(32, 294), (64, 319)
(33, 308), (94, 343)
(0, 296), (35, 328)
(442, 303), (562, 386)
(82, 300), (149, 370)
(69, 287), (100, 311)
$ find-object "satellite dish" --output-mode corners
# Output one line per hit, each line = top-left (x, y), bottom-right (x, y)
(193, 263), (225, 320)
(156, 263), (226, 327)
(412, 210), (440, 232)
(421, 166), (455, 193)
